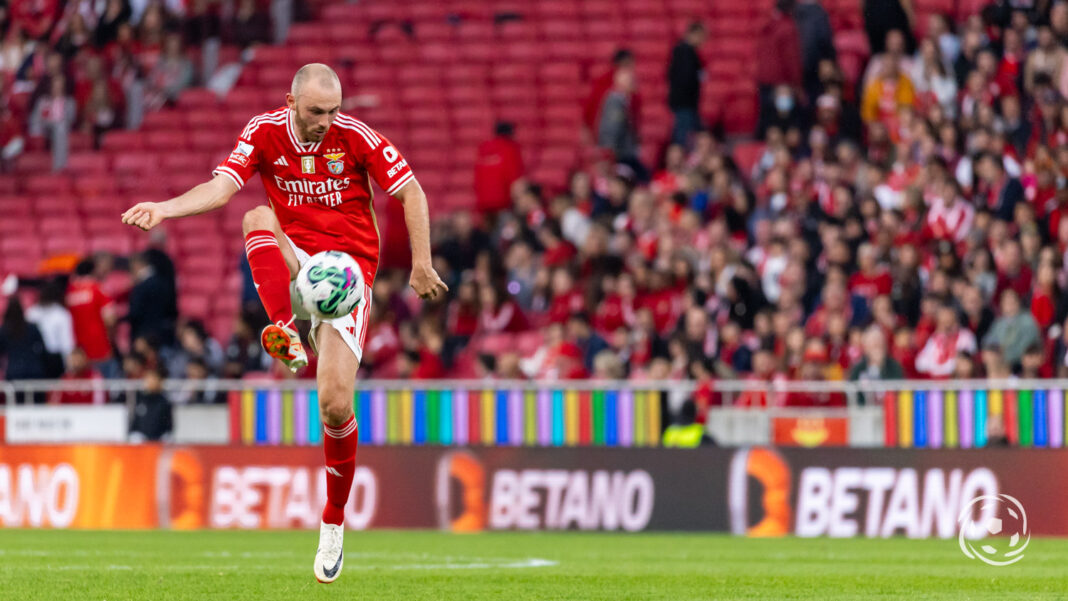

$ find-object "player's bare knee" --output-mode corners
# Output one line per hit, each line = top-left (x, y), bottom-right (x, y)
(242, 206), (277, 235)
(318, 383), (353, 426)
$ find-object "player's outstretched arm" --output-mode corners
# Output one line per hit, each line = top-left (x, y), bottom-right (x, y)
(121, 174), (239, 231)
(394, 178), (448, 300)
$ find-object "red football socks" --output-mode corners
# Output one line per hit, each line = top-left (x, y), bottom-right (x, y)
(244, 230), (294, 325)
(322, 414), (359, 526)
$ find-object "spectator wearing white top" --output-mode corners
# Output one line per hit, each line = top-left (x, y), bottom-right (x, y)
(25, 280), (74, 379)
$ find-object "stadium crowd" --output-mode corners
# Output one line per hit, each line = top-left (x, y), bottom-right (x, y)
(0, 0), (282, 171)
(6, 0), (1068, 415)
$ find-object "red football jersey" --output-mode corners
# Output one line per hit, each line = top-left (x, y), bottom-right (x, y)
(214, 107), (415, 285)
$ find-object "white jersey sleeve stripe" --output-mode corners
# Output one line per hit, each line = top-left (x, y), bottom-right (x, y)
(332, 120), (377, 150)
(385, 171), (415, 195)
(214, 166), (245, 189)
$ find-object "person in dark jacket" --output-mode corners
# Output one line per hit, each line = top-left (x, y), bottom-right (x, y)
(976, 152), (1024, 223)
(794, 0), (837, 104)
(127, 252), (176, 346)
(0, 298), (48, 404)
(667, 21), (706, 146)
(129, 366), (173, 442)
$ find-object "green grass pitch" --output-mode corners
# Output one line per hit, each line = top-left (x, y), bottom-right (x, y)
(1, 530), (1067, 600)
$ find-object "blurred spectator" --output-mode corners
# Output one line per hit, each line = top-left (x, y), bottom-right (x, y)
(28, 74), (75, 170)
(863, 29), (916, 88)
(26, 279), (74, 379)
(11, 0), (61, 41)
(128, 366), (173, 442)
(584, 49), (641, 141)
(95, 0), (133, 47)
(164, 320), (224, 379)
(598, 67), (642, 174)
(983, 288), (1040, 368)
(474, 121), (524, 214)
(915, 301), (977, 378)
(225, 316), (270, 374)
(173, 357), (222, 404)
(667, 21), (706, 145)
(661, 400), (712, 447)
(0, 298), (48, 403)
(756, 0), (803, 134)
(849, 326), (905, 383)
(128, 252), (177, 346)
(145, 32), (193, 109)
(758, 85), (806, 140)
(977, 152), (1024, 222)
(958, 284), (994, 344)
(1024, 23), (1065, 95)
(66, 259), (118, 375)
(49, 347), (105, 405)
(909, 38), (957, 117)
(786, 340), (847, 406)
(592, 349), (625, 380)
(794, 0), (836, 103)
(478, 283), (528, 334)
(227, 0), (272, 49)
(860, 54), (915, 126)
(864, 0), (916, 55)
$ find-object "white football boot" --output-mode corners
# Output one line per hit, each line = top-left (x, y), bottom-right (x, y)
(260, 318), (308, 373)
(313, 521), (344, 583)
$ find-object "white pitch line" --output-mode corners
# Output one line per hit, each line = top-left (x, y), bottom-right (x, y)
(34, 558), (559, 572)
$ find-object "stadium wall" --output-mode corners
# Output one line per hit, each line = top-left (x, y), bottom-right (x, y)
(0, 444), (1064, 537)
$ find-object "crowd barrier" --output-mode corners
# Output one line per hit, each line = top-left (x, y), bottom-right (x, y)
(6, 379), (1068, 448)
(0, 444), (1064, 538)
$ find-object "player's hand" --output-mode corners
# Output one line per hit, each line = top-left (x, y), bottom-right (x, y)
(121, 202), (167, 231)
(410, 263), (448, 300)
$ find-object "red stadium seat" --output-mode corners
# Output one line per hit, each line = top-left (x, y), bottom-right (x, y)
(88, 235), (134, 255)
(112, 153), (160, 173)
(176, 88), (221, 109)
(141, 110), (186, 131)
(101, 131), (147, 151)
(24, 174), (72, 195)
(43, 235), (88, 256)
(66, 152), (110, 173)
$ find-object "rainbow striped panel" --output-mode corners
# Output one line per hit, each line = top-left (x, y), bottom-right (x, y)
(228, 385), (668, 447)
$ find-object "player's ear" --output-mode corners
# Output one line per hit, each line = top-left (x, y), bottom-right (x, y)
(285, 93), (296, 109)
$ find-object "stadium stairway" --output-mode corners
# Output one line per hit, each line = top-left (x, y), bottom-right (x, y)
(5, 0), (975, 344)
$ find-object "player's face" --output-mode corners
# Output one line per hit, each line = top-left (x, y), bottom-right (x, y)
(287, 85), (341, 143)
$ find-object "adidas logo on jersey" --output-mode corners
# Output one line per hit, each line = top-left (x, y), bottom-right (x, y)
(274, 156), (289, 167)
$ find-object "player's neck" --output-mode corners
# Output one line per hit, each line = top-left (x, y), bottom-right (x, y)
(290, 110), (315, 146)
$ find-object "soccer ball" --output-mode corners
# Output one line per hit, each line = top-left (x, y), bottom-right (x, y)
(294, 251), (364, 319)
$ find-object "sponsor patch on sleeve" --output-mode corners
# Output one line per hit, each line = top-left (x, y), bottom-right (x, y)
(228, 141), (254, 167)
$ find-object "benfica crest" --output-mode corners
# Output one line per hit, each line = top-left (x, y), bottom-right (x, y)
(324, 152), (345, 175)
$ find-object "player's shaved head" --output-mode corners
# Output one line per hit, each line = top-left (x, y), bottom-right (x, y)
(291, 63), (341, 98)
(287, 63), (342, 143)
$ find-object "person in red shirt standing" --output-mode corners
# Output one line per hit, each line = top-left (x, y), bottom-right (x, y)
(121, 64), (447, 584)
(65, 259), (118, 376)
(473, 121), (524, 213)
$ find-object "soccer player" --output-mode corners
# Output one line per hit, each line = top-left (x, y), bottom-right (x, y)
(120, 64), (447, 583)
